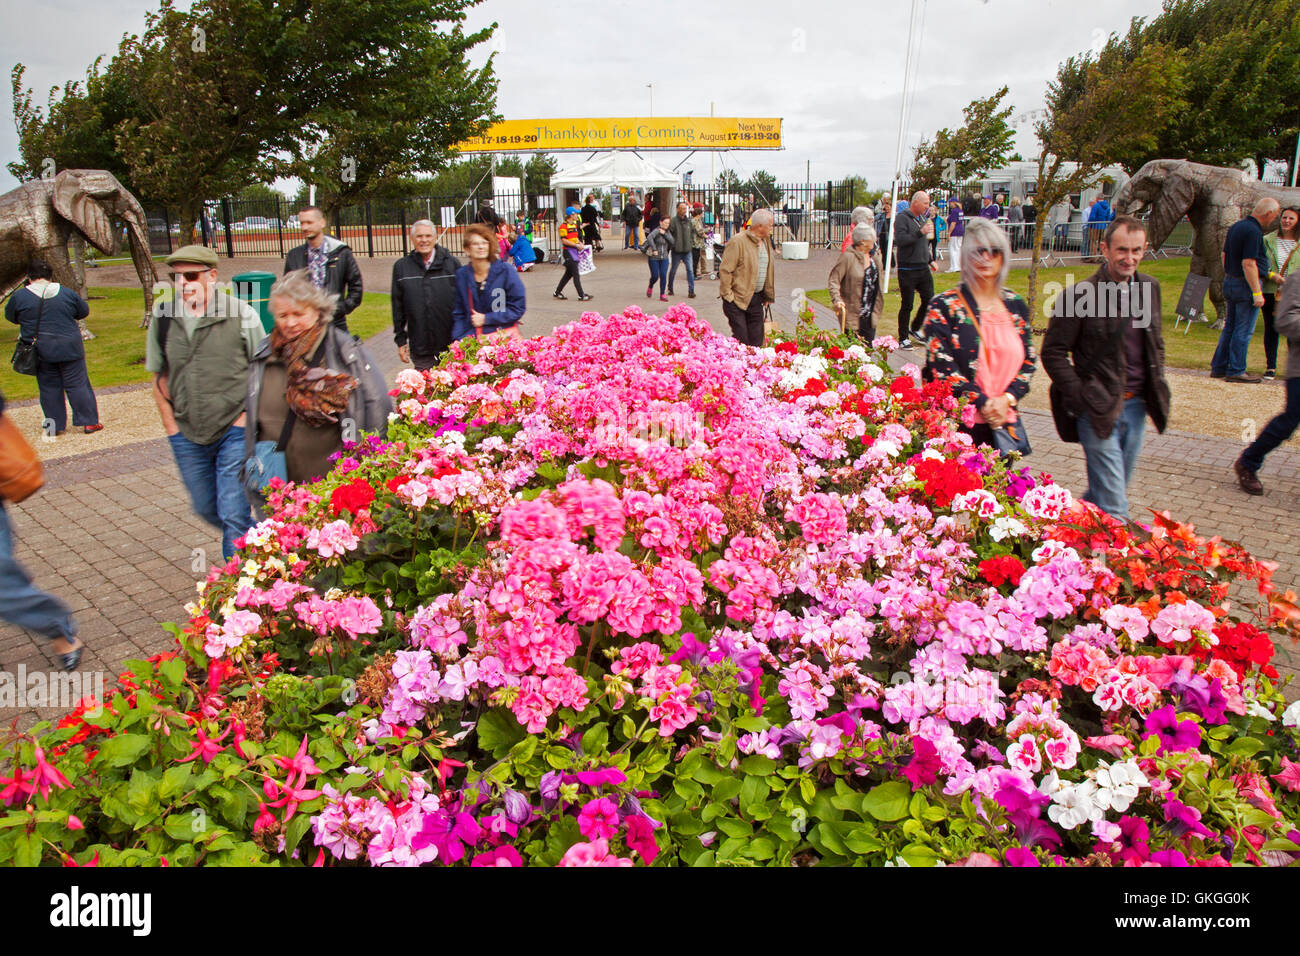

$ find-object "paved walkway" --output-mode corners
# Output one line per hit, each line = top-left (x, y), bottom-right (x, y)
(5, 246), (1297, 729)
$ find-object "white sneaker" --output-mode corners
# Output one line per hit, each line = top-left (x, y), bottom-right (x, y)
(900, 337), (916, 350)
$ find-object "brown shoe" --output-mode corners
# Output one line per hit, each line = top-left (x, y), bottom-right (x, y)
(1226, 374), (1262, 384)
(1234, 457), (1264, 495)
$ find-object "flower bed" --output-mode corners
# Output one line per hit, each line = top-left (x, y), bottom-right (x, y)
(4, 305), (1300, 867)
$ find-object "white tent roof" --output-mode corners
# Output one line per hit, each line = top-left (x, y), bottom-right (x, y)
(550, 153), (681, 189)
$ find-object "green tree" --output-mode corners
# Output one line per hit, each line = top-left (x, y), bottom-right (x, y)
(11, 0), (499, 241)
(1025, 41), (1188, 318)
(744, 170), (784, 207)
(909, 86), (1017, 191)
(715, 169), (743, 192)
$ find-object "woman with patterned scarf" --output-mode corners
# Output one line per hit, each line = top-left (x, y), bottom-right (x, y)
(242, 270), (392, 513)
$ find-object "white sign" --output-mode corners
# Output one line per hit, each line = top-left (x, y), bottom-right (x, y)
(439, 206), (457, 228)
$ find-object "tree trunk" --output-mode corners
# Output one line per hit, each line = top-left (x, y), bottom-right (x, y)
(1026, 212), (1047, 328)
(177, 198), (201, 247)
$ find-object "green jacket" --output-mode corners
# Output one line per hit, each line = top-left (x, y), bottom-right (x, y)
(146, 291), (263, 445)
(1264, 233), (1300, 294)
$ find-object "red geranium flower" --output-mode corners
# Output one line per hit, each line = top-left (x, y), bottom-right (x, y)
(330, 477), (376, 516)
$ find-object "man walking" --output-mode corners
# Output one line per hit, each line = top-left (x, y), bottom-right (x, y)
(1233, 266), (1300, 494)
(893, 190), (939, 348)
(622, 196), (642, 250)
(146, 246), (264, 560)
(667, 201), (696, 298)
(283, 207), (363, 333)
(1210, 198), (1282, 384)
(719, 208), (775, 347)
(1041, 215), (1171, 521)
(392, 219), (460, 371)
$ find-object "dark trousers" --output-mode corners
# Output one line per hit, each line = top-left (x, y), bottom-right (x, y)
(411, 352), (440, 372)
(668, 252), (695, 293)
(857, 309), (876, 343)
(691, 248), (701, 276)
(724, 296), (766, 347)
(1242, 376), (1300, 474)
(897, 269), (934, 341)
(36, 358), (99, 432)
(1263, 293), (1279, 372)
(555, 255), (586, 296)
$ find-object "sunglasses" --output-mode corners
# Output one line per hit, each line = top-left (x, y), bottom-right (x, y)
(974, 247), (1004, 259)
(172, 270), (211, 282)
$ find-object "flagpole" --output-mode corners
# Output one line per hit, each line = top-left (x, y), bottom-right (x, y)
(883, 0), (923, 295)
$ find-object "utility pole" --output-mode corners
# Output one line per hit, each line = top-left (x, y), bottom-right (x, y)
(648, 84), (654, 117)
(1292, 109), (1300, 187)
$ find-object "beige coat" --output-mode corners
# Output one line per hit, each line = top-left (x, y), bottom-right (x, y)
(719, 230), (776, 308)
(828, 248), (885, 325)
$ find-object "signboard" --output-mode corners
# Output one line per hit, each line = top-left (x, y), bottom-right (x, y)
(439, 206), (457, 229)
(456, 117), (783, 152)
(1174, 273), (1212, 320)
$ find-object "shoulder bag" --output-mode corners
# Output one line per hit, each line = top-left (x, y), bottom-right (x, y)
(242, 335), (329, 497)
(11, 289), (46, 376)
(0, 413), (44, 502)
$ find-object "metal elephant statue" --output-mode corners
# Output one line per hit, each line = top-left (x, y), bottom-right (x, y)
(1113, 159), (1300, 322)
(0, 169), (157, 336)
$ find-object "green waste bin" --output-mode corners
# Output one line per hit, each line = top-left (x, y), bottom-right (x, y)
(232, 271), (276, 334)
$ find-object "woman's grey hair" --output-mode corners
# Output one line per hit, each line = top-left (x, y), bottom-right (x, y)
(852, 224), (878, 247)
(850, 205), (872, 225)
(409, 218), (436, 237)
(269, 269), (339, 323)
(961, 217), (1012, 290)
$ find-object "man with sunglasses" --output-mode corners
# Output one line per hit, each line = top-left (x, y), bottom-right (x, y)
(1042, 215), (1171, 520)
(146, 245), (264, 561)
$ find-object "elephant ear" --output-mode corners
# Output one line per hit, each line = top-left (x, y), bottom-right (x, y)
(51, 169), (116, 255)
(1148, 161), (1196, 250)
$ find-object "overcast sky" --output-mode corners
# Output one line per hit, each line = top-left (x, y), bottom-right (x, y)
(1, 0), (1168, 191)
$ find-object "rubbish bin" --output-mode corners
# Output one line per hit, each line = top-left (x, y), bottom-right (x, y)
(232, 271), (276, 333)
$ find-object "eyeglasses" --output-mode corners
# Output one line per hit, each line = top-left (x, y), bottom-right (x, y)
(974, 247), (1003, 260)
(173, 270), (211, 282)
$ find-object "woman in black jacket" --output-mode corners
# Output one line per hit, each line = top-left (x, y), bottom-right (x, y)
(4, 261), (102, 435)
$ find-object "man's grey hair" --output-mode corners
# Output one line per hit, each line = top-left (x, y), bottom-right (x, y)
(850, 205), (873, 225)
(269, 269), (339, 324)
(749, 208), (775, 227)
(851, 224), (878, 247)
(910, 190), (929, 204)
(1254, 197), (1282, 218)
(409, 218), (436, 237)
(961, 217), (1011, 289)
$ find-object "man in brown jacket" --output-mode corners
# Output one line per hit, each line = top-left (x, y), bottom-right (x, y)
(719, 208), (775, 346)
(1041, 215), (1171, 521)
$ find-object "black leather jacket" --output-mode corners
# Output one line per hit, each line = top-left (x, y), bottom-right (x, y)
(391, 246), (460, 358)
(284, 236), (363, 331)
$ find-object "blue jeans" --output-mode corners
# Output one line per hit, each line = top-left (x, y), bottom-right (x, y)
(647, 258), (669, 293)
(1242, 376), (1300, 473)
(667, 252), (695, 293)
(624, 224), (640, 250)
(1076, 397), (1147, 520)
(1210, 276), (1260, 378)
(168, 425), (252, 560)
(724, 221), (734, 241)
(0, 505), (76, 641)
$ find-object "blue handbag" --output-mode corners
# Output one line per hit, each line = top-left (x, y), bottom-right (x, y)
(242, 336), (327, 496)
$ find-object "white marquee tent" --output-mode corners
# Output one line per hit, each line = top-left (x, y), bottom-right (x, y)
(549, 152), (681, 217)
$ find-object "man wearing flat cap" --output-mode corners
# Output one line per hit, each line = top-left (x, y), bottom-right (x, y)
(145, 245), (264, 561)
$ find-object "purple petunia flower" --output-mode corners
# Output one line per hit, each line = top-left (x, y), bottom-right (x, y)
(1142, 705), (1202, 754)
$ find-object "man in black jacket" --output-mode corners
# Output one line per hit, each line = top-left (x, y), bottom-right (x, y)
(893, 191), (938, 348)
(283, 207), (363, 332)
(1041, 215), (1171, 520)
(581, 194), (603, 251)
(392, 219), (460, 370)
(622, 198), (642, 250)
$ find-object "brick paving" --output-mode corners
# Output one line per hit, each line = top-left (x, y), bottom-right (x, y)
(5, 245), (1297, 730)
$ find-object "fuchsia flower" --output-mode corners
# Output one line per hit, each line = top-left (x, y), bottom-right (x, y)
(176, 723), (231, 765)
(472, 846), (523, 866)
(577, 798), (620, 841)
(558, 838), (634, 867)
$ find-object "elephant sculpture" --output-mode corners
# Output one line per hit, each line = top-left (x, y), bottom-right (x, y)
(1113, 159), (1300, 321)
(0, 169), (157, 335)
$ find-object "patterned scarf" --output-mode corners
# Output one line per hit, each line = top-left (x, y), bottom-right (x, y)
(269, 321), (357, 427)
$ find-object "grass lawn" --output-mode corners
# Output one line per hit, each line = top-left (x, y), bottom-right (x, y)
(806, 258), (1227, 372)
(0, 287), (395, 402)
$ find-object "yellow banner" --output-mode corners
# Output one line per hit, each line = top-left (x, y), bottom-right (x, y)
(456, 117), (783, 152)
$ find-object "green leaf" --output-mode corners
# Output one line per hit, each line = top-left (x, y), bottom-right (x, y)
(711, 777), (743, 803)
(284, 813), (313, 853)
(158, 763), (195, 801)
(159, 656), (186, 690)
(862, 781), (911, 822)
(163, 813), (202, 842)
(582, 723), (609, 756)
(744, 837), (777, 861)
(1225, 737), (1263, 757)
(839, 823), (883, 855)
(96, 733), (152, 768)
(477, 708), (526, 758)
(13, 831), (40, 867)
(734, 715), (770, 732)
(900, 843), (940, 867)
(543, 747), (574, 771)
(739, 754), (776, 776)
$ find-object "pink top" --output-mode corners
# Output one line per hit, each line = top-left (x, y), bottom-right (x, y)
(973, 302), (1023, 424)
